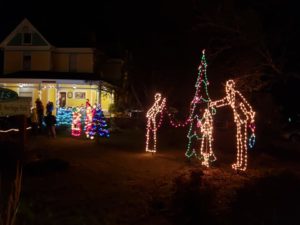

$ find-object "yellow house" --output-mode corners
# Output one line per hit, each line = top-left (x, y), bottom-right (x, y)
(0, 18), (114, 115)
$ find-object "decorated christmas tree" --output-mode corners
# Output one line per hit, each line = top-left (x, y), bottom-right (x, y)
(185, 50), (212, 159)
(89, 106), (110, 139)
(71, 107), (82, 137)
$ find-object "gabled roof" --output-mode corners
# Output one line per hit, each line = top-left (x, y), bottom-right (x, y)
(0, 17), (96, 48)
(0, 18), (51, 48)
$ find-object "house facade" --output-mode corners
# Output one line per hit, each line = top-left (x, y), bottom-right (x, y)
(0, 18), (114, 114)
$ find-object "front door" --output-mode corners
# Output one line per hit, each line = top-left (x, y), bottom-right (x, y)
(59, 92), (66, 107)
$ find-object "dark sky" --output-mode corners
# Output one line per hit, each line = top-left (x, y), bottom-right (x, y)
(1, 0), (300, 105)
(1, 0), (299, 65)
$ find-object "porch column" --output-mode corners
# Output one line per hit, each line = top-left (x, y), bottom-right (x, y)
(98, 82), (102, 107)
(38, 83), (42, 100)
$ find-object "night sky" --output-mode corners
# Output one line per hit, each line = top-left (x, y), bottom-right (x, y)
(1, 0), (300, 106)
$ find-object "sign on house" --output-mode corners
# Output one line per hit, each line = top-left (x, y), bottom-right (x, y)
(0, 88), (31, 116)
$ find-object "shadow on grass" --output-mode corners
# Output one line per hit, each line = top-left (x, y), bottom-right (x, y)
(169, 169), (216, 225)
(230, 170), (300, 225)
(24, 158), (69, 176)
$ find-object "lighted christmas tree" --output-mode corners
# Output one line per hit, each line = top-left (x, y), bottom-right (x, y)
(56, 107), (73, 126)
(89, 106), (110, 139)
(71, 107), (82, 137)
(185, 50), (212, 159)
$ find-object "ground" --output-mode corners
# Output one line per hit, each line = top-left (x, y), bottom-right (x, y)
(10, 126), (300, 225)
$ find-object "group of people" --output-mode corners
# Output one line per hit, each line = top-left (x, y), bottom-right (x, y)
(30, 99), (56, 138)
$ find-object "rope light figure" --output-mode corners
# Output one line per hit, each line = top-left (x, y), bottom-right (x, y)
(210, 80), (255, 171)
(85, 100), (93, 138)
(71, 107), (82, 137)
(198, 108), (216, 167)
(145, 93), (166, 153)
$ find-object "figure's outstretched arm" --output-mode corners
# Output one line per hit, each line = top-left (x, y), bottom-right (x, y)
(209, 97), (228, 108)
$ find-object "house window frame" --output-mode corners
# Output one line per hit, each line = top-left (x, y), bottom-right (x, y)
(74, 91), (87, 99)
(69, 54), (77, 72)
(22, 32), (32, 45)
(22, 52), (32, 71)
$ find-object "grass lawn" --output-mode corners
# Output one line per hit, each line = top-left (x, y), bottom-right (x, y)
(14, 126), (300, 225)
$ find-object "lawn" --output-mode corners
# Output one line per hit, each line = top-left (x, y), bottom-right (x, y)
(13, 126), (300, 225)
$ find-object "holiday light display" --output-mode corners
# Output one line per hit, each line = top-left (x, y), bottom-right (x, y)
(84, 104), (93, 138)
(248, 123), (256, 148)
(89, 106), (110, 139)
(145, 93), (166, 153)
(143, 50), (257, 171)
(210, 80), (255, 171)
(56, 107), (73, 126)
(198, 108), (216, 167)
(184, 50), (213, 159)
(71, 107), (82, 137)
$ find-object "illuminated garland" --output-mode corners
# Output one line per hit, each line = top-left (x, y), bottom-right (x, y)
(71, 107), (82, 137)
(56, 107), (73, 126)
(210, 80), (255, 171)
(145, 93), (166, 153)
(0, 127), (31, 133)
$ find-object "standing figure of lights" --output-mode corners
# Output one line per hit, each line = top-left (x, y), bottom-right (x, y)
(85, 100), (93, 138)
(198, 108), (216, 167)
(145, 93), (166, 153)
(71, 107), (82, 137)
(210, 80), (255, 171)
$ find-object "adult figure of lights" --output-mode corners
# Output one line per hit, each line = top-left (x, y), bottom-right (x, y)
(85, 100), (93, 138)
(210, 80), (255, 171)
(198, 108), (216, 167)
(145, 93), (166, 153)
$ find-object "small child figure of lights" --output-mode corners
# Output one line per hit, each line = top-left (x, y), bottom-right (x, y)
(198, 108), (216, 167)
(145, 93), (166, 153)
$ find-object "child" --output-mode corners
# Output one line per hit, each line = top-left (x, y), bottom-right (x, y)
(44, 112), (56, 138)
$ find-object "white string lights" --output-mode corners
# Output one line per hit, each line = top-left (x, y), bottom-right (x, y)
(143, 50), (257, 171)
(210, 80), (255, 171)
(198, 108), (216, 167)
(145, 93), (166, 153)
(0, 127), (32, 133)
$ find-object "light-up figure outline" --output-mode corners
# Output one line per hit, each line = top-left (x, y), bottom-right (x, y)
(145, 93), (166, 153)
(71, 107), (82, 137)
(85, 101), (93, 139)
(210, 80), (255, 171)
(198, 108), (216, 167)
